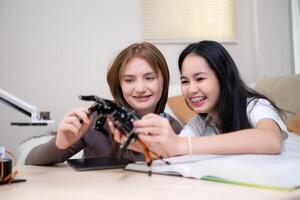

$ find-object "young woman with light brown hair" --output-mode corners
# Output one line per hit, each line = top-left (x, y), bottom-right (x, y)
(25, 42), (182, 165)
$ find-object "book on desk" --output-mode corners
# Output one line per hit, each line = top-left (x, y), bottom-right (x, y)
(125, 153), (300, 192)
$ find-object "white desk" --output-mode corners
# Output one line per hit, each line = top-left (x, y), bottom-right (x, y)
(0, 165), (300, 200)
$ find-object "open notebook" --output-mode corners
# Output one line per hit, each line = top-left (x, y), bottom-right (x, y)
(125, 153), (300, 192)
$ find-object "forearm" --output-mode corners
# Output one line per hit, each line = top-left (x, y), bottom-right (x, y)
(25, 137), (84, 165)
(175, 128), (282, 156)
(25, 138), (66, 165)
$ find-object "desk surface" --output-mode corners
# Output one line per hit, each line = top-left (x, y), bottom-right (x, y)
(1, 165), (300, 200)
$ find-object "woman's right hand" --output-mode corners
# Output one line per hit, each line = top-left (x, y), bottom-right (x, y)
(107, 118), (144, 153)
(55, 107), (92, 150)
(133, 113), (182, 157)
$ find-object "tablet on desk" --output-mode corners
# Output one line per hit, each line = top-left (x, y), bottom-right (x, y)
(67, 157), (134, 171)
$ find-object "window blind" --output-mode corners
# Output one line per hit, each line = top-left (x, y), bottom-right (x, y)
(141, 0), (236, 43)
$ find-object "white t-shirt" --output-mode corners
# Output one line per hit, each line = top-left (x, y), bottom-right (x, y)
(179, 98), (300, 153)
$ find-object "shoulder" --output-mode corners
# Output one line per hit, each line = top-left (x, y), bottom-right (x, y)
(247, 98), (288, 135)
(247, 98), (272, 111)
(246, 98), (278, 121)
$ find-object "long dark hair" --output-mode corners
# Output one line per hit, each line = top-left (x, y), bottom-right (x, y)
(178, 41), (284, 133)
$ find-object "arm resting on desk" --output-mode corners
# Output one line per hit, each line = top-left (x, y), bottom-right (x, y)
(25, 137), (84, 165)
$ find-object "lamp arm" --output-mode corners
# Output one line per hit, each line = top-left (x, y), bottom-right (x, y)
(0, 88), (54, 125)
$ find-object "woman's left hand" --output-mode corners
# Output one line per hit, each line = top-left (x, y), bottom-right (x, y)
(133, 113), (182, 157)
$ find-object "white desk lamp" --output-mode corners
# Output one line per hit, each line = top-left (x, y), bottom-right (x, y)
(0, 88), (54, 126)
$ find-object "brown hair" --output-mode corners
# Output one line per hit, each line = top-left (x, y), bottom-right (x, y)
(106, 42), (170, 158)
(107, 42), (169, 114)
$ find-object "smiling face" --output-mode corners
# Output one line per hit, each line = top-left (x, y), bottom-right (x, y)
(180, 54), (220, 118)
(120, 57), (163, 116)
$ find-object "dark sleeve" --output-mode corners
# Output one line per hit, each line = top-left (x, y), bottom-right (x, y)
(25, 135), (85, 166)
(166, 113), (183, 134)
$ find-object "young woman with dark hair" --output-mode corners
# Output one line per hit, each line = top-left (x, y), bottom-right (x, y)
(177, 40), (284, 134)
(126, 40), (299, 157)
